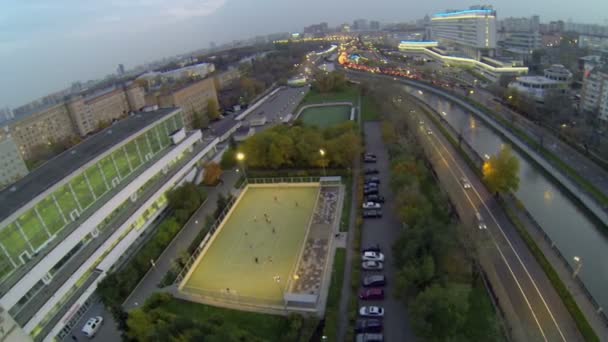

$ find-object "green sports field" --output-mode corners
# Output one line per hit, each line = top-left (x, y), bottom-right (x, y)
(182, 185), (319, 303)
(299, 105), (351, 128)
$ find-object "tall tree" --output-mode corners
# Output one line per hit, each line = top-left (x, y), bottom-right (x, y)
(482, 145), (520, 195)
(202, 162), (223, 185)
(410, 284), (470, 340)
(207, 99), (221, 120)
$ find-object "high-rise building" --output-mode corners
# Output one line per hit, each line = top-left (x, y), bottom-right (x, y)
(117, 64), (125, 76)
(581, 64), (608, 121)
(353, 19), (368, 31)
(0, 107), (220, 342)
(430, 6), (497, 59)
(0, 133), (29, 188)
(370, 21), (381, 31)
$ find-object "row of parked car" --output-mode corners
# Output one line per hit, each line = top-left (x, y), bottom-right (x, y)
(357, 246), (385, 342)
(362, 154), (384, 220)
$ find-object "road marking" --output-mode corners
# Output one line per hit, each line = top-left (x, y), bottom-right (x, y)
(420, 116), (567, 342)
(416, 123), (548, 342)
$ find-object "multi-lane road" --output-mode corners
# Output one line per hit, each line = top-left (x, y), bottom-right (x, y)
(346, 69), (584, 341)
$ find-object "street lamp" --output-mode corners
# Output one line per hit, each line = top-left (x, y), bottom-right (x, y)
(319, 149), (327, 176)
(573, 256), (583, 278)
(236, 152), (247, 179)
(273, 275), (287, 314)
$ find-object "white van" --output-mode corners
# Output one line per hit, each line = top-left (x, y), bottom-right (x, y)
(82, 316), (103, 338)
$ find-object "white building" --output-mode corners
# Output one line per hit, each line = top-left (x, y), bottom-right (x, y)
(430, 6), (497, 60)
(0, 108), (219, 341)
(509, 65), (572, 101)
(0, 132), (29, 188)
(581, 65), (608, 121)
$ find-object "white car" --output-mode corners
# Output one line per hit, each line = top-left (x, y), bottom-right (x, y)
(461, 177), (471, 189)
(362, 201), (382, 209)
(426, 129), (433, 135)
(362, 251), (384, 262)
(475, 212), (487, 230)
(362, 260), (384, 270)
(359, 306), (385, 318)
(82, 316), (103, 338)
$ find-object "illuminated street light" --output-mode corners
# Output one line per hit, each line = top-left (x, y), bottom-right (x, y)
(484, 154), (490, 160)
(236, 152), (247, 179)
(418, 90), (423, 95)
(573, 256), (583, 278)
(319, 149), (327, 176)
(441, 111), (447, 116)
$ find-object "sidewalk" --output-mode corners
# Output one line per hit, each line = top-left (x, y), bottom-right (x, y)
(122, 170), (240, 310)
(471, 88), (608, 202)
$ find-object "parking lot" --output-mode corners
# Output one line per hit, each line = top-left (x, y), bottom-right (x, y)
(357, 121), (416, 341)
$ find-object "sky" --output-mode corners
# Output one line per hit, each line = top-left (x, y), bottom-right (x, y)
(1, 0), (608, 108)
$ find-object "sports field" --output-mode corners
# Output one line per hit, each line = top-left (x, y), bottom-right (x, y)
(299, 105), (351, 128)
(181, 185), (320, 303)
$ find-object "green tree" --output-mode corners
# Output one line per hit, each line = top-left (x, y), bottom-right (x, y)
(207, 99), (221, 120)
(167, 183), (207, 223)
(482, 145), (520, 195)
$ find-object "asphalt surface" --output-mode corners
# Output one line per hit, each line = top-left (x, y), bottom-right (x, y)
(358, 122), (416, 342)
(410, 110), (583, 341)
(244, 86), (309, 126)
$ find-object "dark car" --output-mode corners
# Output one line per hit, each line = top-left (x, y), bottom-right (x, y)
(365, 194), (385, 203)
(363, 210), (382, 218)
(364, 153), (377, 158)
(363, 188), (379, 196)
(364, 156), (377, 163)
(364, 183), (378, 190)
(359, 288), (384, 300)
(362, 244), (381, 253)
(363, 275), (386, 287)
(366, 176), (380, 184)
(355, 319), (383, 333)
(364, 168), (379, 175)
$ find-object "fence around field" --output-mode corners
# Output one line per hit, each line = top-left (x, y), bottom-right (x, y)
(174, 176), (342, 286)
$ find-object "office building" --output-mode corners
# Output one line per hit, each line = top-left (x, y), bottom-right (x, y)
(146, 77), (219, 129)
(370, 21), (380, 31)
(0, 107), (220, 341)
(353, 19), (368, 31)
(578, 35), (608, 53)
(498, 16), (541, 59)
(430, 6), (497, 60)
(0, 133), (29, 188)
(303, 22), (329, 36)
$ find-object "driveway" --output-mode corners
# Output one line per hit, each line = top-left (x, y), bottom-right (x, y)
(359, 121), (416, 341)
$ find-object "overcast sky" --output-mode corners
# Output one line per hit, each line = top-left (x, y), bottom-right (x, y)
(2, 0), (607, 108)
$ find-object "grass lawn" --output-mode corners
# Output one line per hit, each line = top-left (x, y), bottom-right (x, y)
(322, 248), (346, 340)
(361, 95), (380, 122)
(159, 297), (288, 341)
(300, 105), (351, 128)
(300, 86), (359, 107)
(182, 185), (319, 302)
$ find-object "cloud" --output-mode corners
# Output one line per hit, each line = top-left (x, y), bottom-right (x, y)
(166, 0), (227, 19)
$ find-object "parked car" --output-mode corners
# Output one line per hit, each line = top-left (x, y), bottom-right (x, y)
(356, 333), (384, 342)
(362, 201), (382, 209)
(363, 210), (382, 218)
(355, 319), (383, 333)
(461, 177), (471, 189)
(364, 168), (379, 175)
(366, 176), (381, 184)
(362, 260), (383, 270)
(82, 316), (103, 338)
(359, 305), (385, 317)
(363, 188), (379, 196)
(363, 275), (386, 287)
(364, 182), (378, 189)
(362, 244), (381, 253)
(365, 194), (385, 203)
(362, 251), (384, 262)
(364, 153), (377, 158)
(359, 288), (384, 300)
(364, 156), (377, 163)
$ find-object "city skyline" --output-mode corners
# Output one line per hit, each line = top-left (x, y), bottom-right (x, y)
(2, 0), (608, 108)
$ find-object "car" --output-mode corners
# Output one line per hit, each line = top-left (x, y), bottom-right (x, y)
(461, 177), (472, 189)
(365, 152), (376, 157)
(475, 212), (487, 229)
(82, 316), (103, 338)
(363, 188), (379, 196)
(362, 260), (384, 270)
(366, 176), (381, 184)
(362, 201), (381, 209)
(365, 195), (385, 203)
(364, 168), (379, 175)
(362, 244), (381, 253)
(359, 306), (385, 317)
(364, 156), (377, 163)
(355, 319), (383, 333)
(364, 182), (378, 188)
(363, 210), (382, 218)
(359, 288), (384, 300)
(363, 275), (386, 287)
(356, 333), (384, 342)
(427, 129), (433, 135)
(362, 251), (384, 262)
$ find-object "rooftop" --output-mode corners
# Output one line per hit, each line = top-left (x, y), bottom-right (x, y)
(0, 107), (179, 223)
(516, 76), (559, 84)
(209, 117), (240, 138)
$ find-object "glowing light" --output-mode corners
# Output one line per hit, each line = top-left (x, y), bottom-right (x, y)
(236, 152), (245, 161)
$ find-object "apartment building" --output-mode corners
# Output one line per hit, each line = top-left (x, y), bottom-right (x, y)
(0, 107), (219, 341)
(146, 77), (218, 129)
(430, 6), (497, 60)
(0, 134), (29, 188)
(581, 65), (608, 121)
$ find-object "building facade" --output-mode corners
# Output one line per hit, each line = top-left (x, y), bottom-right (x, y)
(0, 134), (29, 188)
(147, 78), (219, 129)
(0, 108), (220, 341)
(508, 64), (572, 101)
(581, 65), (608, 121)
(430, 6), (497, 60)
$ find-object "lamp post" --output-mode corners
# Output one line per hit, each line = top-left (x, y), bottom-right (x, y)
(273, 275), (287, 314)
(319, 149), (327, 177)
(573, 256), (583, 278)
(236, 152), (247, 179)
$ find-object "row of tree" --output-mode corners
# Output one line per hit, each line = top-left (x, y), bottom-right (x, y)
(233, 122), (361, 170)
(311, 71), (347, 94)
